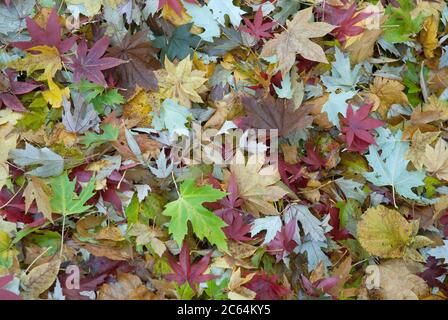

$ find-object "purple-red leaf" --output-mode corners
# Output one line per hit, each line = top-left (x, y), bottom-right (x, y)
(241, 7), (275, 39)
(267, 219), (298, 262)
(166, 242), (217, 290)
(340, 104), (383, 153)
(68, 37), (125, 86)
(12, 8), (76, 54)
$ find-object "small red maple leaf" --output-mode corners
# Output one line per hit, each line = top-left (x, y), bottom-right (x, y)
(68, 37), (125, 86)
(328, 207), (351, 241)
(340, 104), (383, 153)
(0, 275), (22, 300)
(12, 8), (76, 54)
(267, 219), (298, 262)
(241, 7), (275, 39)
(302, 143), (327, 171)
(166, 242), (218, 290)
(301, 274), (339, 298)
(244, 273), (291, 300)
(316, 2), (373, 44)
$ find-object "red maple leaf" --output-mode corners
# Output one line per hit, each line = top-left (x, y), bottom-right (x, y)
(244, 273), (290, 300)
(302, 143), (327, 171)
(316, 2), (373, 44)
(278, 157), (308, 193)
(340, 104), (383, 153)
(267, 219), (298, 262)
(301, 274), (339, 298)
(0, 70), (38, 111)
(12, 8), (76, 54)
(158, 0), (196, 17)
(241, 7), (275, 39)
(0, 275), (22, 300)
(328, 207), (351, 241)
(68, 37), (125, 86)
(166, 242), (218, 290)
(419, 257), (448, 296)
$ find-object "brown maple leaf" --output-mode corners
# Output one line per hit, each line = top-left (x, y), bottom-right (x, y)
(108, 31), (160, 96)
(241, 92), (313, 137)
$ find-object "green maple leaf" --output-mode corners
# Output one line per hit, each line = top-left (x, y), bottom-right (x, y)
(81, 123), (119, 148)
(383, 0), (426, 43)
(162, 179), (228, 251)
(153, 23), (201, 61)
(50, 172), (96, 216)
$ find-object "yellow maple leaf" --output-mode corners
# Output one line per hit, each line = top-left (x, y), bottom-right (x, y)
(357, 205), (432, 261)
(227, 150), (288, 217)
(123, 87), (153, 126)
(423, 138), (448, 181)
(423, 95), (448, 121)
(157, 56), (208, 107)
(405, 129), (440, 170)
(23, 176), (53, 222)
(8, 45), (62, 81)
(42, 78), (70, 109)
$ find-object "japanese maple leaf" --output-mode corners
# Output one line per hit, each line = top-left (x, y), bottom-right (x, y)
(158, 0), (196, 17)
(0, 69), (38, 111)
(419, 257), (448, 295)
(316, 2), (373, 44)
(278, 157), (308, 193)
(241, 7), (275, 39)
(214, 174), (252, 242)
(328, 207), (351, 241)
(340, 104), (383, 153)
(0, 275), (22, 300)
(165, 242), (218, 290)
(68, 37), (125, 86)
(302, 143), (326, 171)
(244, 273), (290, 300)
(12, 8), (76, 54)
(267, 219), (298, 262)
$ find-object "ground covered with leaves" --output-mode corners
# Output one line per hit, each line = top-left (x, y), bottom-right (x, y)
(1, 0), (448, 301)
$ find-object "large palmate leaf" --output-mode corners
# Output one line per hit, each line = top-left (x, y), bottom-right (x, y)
(49, 172), (95, 216)
(162, 179), (228, 251)
(241, 92), (313, 137)
(107, 31), (160, 94)
(364, 142), (426, 201)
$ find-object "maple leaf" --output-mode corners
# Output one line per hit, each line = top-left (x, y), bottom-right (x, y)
(405, 130), (439, 170)
(244, 273), (290, 300)
(49, 172), (96, 216)
(162, 179), (228, 251)
(23, 176), (53, 222)
(340, 104), (384, 153)
(369, 77), (409, 118)
(419, 257), (448, 295)
(261, 7), (335, 73)
(8, 45), (62, 81)
(107, 31), (160, 95)
(364, 140), (426, 201)
(214, 174), (251, 242)
(153, 23), (201, 61)
(165, 242), (218, 290)
(357, 205), (432, 261)
(241, 92), (313, 137)
(302, 143), (326, 171)
(0, 69), (38, 112)
(301, 274), (339, 298)
(240, 7), (275, 39)
(62, 92), (98, 133)
(267, 219), (298, 262)
(423, 138), (448, 181)
(12, 8), (75, 54)
(383, 0), (426, 43)
(316, 2), (372, 44)
(68, 37), (125, 86)
(228, 150), (288, 217)
(156, 57), (207, 107)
